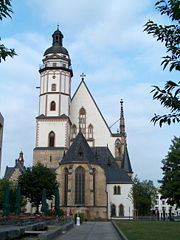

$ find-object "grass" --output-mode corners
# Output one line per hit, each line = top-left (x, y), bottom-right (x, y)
(116, 220), (180, 240)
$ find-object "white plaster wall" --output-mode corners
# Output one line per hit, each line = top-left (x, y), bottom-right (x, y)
(61, 95), (69, 116)
(70, 81), (117, 156)
(37, 120), (67, 147)
(39, 95), (46, 115)
(107, 183), (133, 219)
(47, 94), (60, 116)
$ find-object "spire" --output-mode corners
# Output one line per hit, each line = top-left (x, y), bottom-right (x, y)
(120, 99), (126, 137)
(52, 26), (64, 47)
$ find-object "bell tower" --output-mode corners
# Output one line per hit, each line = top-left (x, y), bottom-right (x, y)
(33, 27), (73, 168)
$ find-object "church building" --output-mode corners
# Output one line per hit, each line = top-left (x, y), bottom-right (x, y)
(33, 27), (134, 220)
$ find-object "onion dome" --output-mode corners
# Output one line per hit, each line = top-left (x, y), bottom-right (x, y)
(44, 27), (69, 56)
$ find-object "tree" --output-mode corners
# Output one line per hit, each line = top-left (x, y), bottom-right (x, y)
(0, 0), (16, 62)
(144, 0), (180, 126)
(159, 136), (180, 207)
(131, 176), (157, 216)
(0, 178), (25, 213)
(18, 164), (58, 212)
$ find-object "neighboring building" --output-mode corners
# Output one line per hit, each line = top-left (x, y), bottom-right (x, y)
(0, 113), (4, 173)
(33, 27), (134, 220)
(4, 151), (26, 182)
(153, 192), (180, 219)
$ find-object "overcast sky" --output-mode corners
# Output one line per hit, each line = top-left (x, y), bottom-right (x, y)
(0, 0), (179, 184)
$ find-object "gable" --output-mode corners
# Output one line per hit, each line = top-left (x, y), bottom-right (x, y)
(70, 80), (113, 148)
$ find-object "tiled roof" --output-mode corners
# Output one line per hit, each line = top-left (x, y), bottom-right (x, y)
(122, 144), (133, 173)
(61, 131), (96, 164)
(61, 131), (132, 184)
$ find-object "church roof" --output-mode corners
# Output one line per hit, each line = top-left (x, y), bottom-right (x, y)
(44, 28), (69, 56)
(61, 131), (97, 164)
(36, 114), (69, 120)
(91, 147), (133, 184)
(61, 131), (132, 184)
(121, 144), (133, 173)
(4, 160), (26, 179)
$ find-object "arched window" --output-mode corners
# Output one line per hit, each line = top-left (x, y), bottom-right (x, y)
(117, 186), (121, 194)
(119, 204), (124, 217)
(93, 168), (96, 206)
(75, 166), (85, 205)
(79, 107), (86, 135)
(51, 84), (56, 91)
(88, 124), (93, 139)
(64, 168), (68, 206)
(113, 186), (117, 195)
(111, 204), (116, 217)
(49, 131), (55, 147)
(50, 101), (56, 111)
(115, 139), (121, 157)
(71, 124), (77, 139)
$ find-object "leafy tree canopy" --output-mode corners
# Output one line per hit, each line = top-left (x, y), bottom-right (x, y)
(144, 0), (180, 126)
(159, 136), (180, 207)
(130, 176), (157, 216)
(18, 164), (58, 212)
(0, 0), (16, 62)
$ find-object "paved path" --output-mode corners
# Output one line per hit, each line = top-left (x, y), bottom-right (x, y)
(55, 222), (121, 240)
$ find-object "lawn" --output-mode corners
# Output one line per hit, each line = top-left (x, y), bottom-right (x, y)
(116, 220), (180, 240)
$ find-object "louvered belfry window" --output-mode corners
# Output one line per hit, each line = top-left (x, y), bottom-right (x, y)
(75, 166), (85, 205)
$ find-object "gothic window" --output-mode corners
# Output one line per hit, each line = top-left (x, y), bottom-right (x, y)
(93, 168), (96, 206)
(111, 204), (116, 217)
(79, 107), (86, 135)
(50, 101), (56, 111)
(88, 124), (93, 139)
(115, 139), (121, 154)
(64, 168), (68, 206)
(117, 186), (121, 194)
(113, 185), (121, 195)
(75, 166), (85, 205)
(119, 204), (124, 217)
(51, 84), (56, 91)
(113, 186), (117, 195)
(49, 131), (55, 147)
(71, 124), (77, 139)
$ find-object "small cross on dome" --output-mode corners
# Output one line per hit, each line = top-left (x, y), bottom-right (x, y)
(80, 73), (86, 81)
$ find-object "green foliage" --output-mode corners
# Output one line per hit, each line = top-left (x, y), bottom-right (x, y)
(144, 0), (180, 126)
(0, 178), (25, 213)
(151, 81), (180, 126)
(45, 208), (65, 217)
(0, 0), (16, 62)
(131, 176), (156, 216)
(18, 164), (58, 212)
(159, 136), (180, 208)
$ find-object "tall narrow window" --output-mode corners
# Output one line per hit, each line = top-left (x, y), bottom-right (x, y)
(119, 204), (124, 217)
(64, 168), (68, 206)
(50, 101), (56, 111)
(79, 107), (86, 136)
(49, 131), (55, 147)
(75, 167), (85, 205)
(111, 204), (116, 217)
(93, 168), (96, 206)
(88, 124), (93, 139)
(117, 186), (121, 194)
(71, 124), (77, 139)
(113, 186), (117, 195)
(51, 84), (56, 91)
